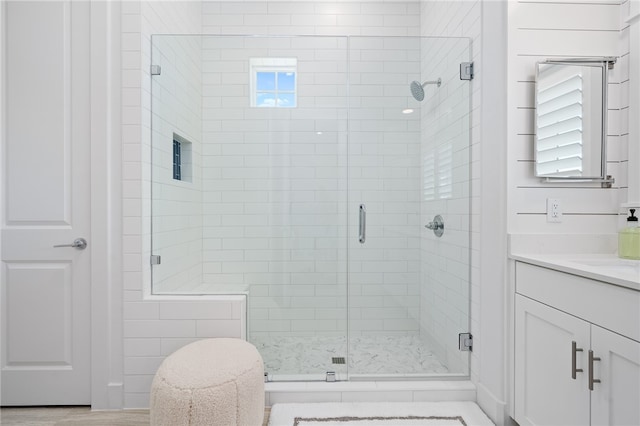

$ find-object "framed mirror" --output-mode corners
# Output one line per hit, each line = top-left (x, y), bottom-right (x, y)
(534, 58), (615, 180)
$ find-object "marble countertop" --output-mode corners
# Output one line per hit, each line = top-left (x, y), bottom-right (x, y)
(509, 253), (640, 292)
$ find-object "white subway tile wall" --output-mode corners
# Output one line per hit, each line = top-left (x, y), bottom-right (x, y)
(151, 35), (203, 293)
(420, 0), (481, 382)
(418, 37), (472, 376)
(122, 1), (248, 409)
(198, 35), (350, 343)
(347, 35), (422, 342)
(121, 0), (480, 408)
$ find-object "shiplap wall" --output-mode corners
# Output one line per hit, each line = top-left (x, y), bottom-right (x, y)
(507, 0), (629, 234)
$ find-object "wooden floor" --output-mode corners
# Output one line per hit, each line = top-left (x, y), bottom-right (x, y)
(0, 406), (271, 426)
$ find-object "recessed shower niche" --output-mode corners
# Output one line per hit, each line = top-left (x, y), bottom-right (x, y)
(172, 133), (192, 182)
(150, 35), (473, 381)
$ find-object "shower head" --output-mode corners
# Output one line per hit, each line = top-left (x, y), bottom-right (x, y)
(409, 78), (442, 101)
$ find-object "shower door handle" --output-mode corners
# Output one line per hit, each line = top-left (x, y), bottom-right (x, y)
(359, 204), (366, 244)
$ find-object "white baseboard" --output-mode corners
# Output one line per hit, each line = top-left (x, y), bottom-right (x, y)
(105, 382), (124, 410)
(476, 382), (508, 426)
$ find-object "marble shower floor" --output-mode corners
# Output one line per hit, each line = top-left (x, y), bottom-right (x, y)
(252, 334), (449, 377)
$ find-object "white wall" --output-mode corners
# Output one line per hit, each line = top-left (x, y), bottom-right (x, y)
(502, 0), (631, 422)
(197, 1), (423, 344)
(150, 34), (203, 293)
(198, 34), (351, 339)
(507, 0), (628, 235)
(121, 0), (445, 407)
(117, 0), (508, 415)
(201, 1), (420, 36)
(348, 35), (422, 339)
(195, 32), (425, 341)
(419, 36), (473, 376)
(419, 0), (481, 390)
(121, 1), (245, 409)
(628, 0), (640, 205)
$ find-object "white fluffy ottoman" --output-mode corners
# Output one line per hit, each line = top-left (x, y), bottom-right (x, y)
(150, 338), (265, 426)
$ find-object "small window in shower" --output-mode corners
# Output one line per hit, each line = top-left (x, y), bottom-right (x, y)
(250, 58), (297, 108)
(172, 133), (192, 182)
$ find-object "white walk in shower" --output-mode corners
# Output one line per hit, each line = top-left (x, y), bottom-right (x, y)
(150, 35), (472, 381)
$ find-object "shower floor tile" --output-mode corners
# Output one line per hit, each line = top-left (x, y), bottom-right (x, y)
(252, 334), (449, 377)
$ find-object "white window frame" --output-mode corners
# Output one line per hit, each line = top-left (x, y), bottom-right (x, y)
(249, 57), (297, 108)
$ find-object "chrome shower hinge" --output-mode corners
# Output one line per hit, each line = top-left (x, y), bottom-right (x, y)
(460, 62), (474, 80)
(151, 65), (161, 76)
(459, 333), (473, 351)
(150, 255), (161, 265)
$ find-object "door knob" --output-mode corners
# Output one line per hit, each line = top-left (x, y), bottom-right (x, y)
(53, 238), (87, 250)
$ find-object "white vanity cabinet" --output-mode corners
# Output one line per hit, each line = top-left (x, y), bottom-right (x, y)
(590, 324), (640, 425)
(514, 262), (640, 426)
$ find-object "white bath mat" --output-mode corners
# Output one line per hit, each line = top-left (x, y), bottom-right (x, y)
(268, 401), (494, 426)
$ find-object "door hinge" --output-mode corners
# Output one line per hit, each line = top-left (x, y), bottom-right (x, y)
(150, 255), (161, 265)
(459, 333), (473, 351)
(151, 65), (161, 76)
(460, 62), (474, 80)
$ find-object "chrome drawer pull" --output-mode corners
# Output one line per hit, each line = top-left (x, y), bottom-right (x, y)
(588, 350), (601, 391)
(571, 341), (583, 379)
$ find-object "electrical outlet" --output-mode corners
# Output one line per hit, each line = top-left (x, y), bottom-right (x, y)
(547, 198), (562, 223)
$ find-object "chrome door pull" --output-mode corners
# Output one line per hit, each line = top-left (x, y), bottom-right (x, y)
(54, 238), (87, 250)
(359, 204), (366, 244)
(588, 350), (601, 391)
(571, 341), (583, 379)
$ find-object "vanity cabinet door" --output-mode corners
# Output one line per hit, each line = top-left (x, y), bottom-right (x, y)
(590, 325), (640, 426)
(515, 295), (590, 426)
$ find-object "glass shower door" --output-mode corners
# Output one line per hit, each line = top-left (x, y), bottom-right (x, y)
(347, 36), (472, 377)
(149, 34), (471, 380)
(236, 36), (350, 381)
(150, 35), (350, 381)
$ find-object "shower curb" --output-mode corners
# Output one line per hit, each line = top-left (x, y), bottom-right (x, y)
(265, 380), (476, 406)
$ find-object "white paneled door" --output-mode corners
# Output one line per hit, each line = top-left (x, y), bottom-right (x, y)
(1, 1), (91, 405)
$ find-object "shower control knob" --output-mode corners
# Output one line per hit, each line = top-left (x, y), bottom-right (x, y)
(425, 215), (444, 237)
